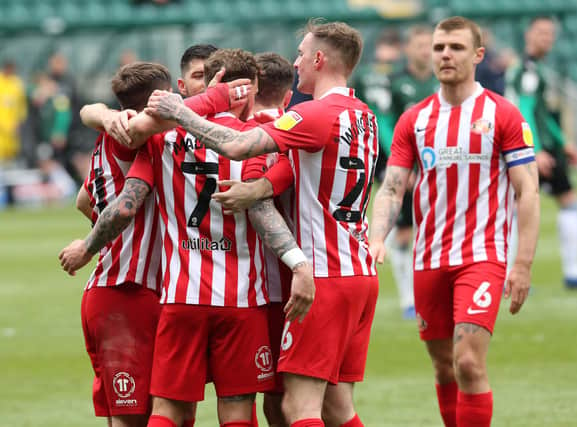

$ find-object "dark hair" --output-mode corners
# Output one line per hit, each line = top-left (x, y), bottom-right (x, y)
(180, 44), (218, 74)
(203, 48), (258, 85)
(435, 16), (483, 49)
(111, 61), (172, 111)
(255, 52), (294, 106)
(303, 19), (363, 77)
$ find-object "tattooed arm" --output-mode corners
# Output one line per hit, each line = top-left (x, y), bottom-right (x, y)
(146, 90), (278, 160)
(58, 178), (152, 275)
(248, 198), (314, 323)
(369, 165), (411, 263)
(504, 161), (540, 314)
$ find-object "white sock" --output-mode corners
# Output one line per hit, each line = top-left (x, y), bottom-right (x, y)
(386, 228), (414, 309)
(558, 205), (577, 283)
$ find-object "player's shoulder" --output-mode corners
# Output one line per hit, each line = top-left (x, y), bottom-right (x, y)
(400, 93), (437, 120)
(483, 89), (521, 115)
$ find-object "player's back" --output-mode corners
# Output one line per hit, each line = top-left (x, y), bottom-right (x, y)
(286, 88), (378, 278)
(144, 114), (267, 307)
(84, 133), (161, 293)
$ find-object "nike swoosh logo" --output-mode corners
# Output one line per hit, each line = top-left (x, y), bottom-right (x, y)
(467, 307), (488, 315)
(416, 127), (427, 132)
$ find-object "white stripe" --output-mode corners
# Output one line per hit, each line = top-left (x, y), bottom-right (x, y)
(494, 160), (509, 262)
(164, 147), (180, 304)
(336, 110), (354, 276)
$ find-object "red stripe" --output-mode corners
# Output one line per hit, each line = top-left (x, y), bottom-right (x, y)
(349, 110), (367, 276)
(103, 137), (123, 285)
(220, 155), (238, 307)
(463, 95), (485, 262)
(421, 98), (440, 269)
(439, 106), (461, 266)
(485, 134), (501, 261)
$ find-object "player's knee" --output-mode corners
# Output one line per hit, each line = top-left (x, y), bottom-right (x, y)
(430, 353), (454, 384)
(321, 391), (355, 426)
(263, 393), (286, 427)
(110, 414), (148, 427)
(454, 351), (485, 385)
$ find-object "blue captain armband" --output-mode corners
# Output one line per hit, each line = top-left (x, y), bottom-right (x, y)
(503, 147), (536, 167)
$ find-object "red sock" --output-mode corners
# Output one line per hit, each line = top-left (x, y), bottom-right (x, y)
(290, 419), (325, 427)
(182, 419), (195, 427)
(435, 382), (458, 427)
(147, 415), (177, 427)
(339, 414), (364, 427)
(221, 422), (252, 427)
(252, 401), (259, 426)
(456, 390), (493, 427)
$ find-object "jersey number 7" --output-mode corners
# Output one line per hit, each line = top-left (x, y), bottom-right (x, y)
(181, 161), (219, 227)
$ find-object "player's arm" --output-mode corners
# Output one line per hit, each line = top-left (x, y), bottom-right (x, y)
(369, 165), (411, 263)
(248, 198), (314, 323)
(146, 90), (278, 160)
(505, 160), (540, 314)
(75, 186), (93, 222)
(58, 178), (151, 275)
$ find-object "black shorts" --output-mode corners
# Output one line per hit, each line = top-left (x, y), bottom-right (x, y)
(539, 147), (573, 196)
(396, 191), (413, 228)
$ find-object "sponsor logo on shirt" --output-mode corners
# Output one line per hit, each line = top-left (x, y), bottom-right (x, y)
(470, 118), (493, 135)
(274, 111), (303, 131)
(113, 372), (137, 407)
(522, 122), (534, 146)
(181, 237), (232, 251)
(421, 147), (491, 170)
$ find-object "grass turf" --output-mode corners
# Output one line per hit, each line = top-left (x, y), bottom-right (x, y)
(0, 195), (576, 426)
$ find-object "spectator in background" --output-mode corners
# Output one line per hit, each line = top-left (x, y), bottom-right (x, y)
(0, 60), (27, 164)
(354, 27), (402, 182)
(475, 28), (516, 95)
(507, 16), (577, 289)
(48, 52), (95, 184)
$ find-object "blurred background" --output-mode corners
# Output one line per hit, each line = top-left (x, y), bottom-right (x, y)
(1, 1), (577, 426)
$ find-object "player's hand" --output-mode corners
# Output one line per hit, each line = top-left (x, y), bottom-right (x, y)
(58, 239), (94, 276)
(102, 109), (136, 147)
(504, 261), (531, 314)
(212, 179), (264, 214)
(145, 90), (185, 121)
(285, 262), (315, 323)
(563, 144), (577, 166)
(535, 151), (556, 178)
(369, 238), (387, 264)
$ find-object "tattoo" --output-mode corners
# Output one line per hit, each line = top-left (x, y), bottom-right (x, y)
(175, 106), (277, 160)
(371, 166), (407, 238)
(219, 393), (255, 402)
(453, 322), (484, 344)
(85, 178), (151, 254)
(248, 198), (298, 258)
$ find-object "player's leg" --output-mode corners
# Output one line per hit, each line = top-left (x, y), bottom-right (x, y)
(414, 268), (457, 427)
(282, 374), (327, 425)
(264, 392), (287, 427)
(322, 383), (361, 427)
(451, 262), (506, 427)
(386, 191), (415, 318)
(543, 152), (577, 287)
(211, 306), (274, 426)
(110, 414), (148, 427)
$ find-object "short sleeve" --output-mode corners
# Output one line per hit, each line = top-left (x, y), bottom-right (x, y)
(498, 101), (536, 168)
(387, 110), (417, 169)
(126, 136), (160, 188)
(242, 155), (268, 181)
(259, 102), (333, 153)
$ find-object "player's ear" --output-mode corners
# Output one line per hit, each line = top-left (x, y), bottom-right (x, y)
(177, 78), (187, 97)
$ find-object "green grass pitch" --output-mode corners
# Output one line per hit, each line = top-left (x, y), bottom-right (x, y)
(0, 195), (576, 426)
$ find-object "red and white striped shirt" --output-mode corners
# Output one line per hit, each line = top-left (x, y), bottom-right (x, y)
(261, 87), (378, 278)
(128, 113), (267, 307)
(245, 108), (293, 303)
(389, 84), (536, 270)
(84, 133), (162, 293)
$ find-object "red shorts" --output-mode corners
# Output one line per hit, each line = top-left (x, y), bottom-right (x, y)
(81, 284), (161, 417)
(277, 276), (378, 385)
(267, 302), (286, 393)
(150, 304), (274, 402)
(414, 262), (506, 340)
